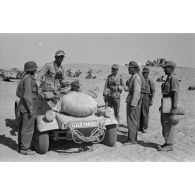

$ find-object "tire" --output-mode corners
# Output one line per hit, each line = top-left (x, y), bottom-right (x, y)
(34, 126), (49, 154)
(103, 125), (117, 147)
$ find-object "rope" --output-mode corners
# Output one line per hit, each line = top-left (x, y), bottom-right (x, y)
(70, 126), (105, 144)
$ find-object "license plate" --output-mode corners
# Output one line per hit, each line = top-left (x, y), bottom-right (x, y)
(68, 121), (99, 128)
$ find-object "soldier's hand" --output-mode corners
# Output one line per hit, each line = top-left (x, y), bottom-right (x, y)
(110, 86), (118, 91)
(170, 108), (177, 115)
(149, 99), (153, 106)
(118, 86), (123, 91)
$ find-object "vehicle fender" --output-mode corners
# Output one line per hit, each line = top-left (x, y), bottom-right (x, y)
(36, 115), (59, 132)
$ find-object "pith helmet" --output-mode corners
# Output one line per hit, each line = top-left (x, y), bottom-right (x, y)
(55, 50), (65, 57)
(162, 61), (176, 69)
(111, 64), (119, 70)
(24, 61), (37, 72)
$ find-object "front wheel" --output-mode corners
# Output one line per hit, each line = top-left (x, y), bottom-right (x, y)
(103, 125), (117, 147)
(34, 126), (49, 154)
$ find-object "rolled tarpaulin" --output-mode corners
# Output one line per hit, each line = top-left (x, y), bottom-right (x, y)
(60, 92), (97, 117)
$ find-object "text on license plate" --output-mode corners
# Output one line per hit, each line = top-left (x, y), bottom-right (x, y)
(68, 121), (99, 128)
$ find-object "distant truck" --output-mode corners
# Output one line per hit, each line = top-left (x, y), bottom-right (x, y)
(0, 68), (24, 81)
(145, 58), (166, 67)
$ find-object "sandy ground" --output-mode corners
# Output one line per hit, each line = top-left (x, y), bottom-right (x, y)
(0, 64), (195, 162)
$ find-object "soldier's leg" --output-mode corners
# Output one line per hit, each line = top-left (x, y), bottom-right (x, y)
(17, 112), (23, 152)
(166, 115), (175, 145)
(142, 95), (150, 129)
(139, 101), (144, 131)
(127, 104), (139, 142)
(20, 113), (35, 151)
(113, 98), (120, 123)
(107, 97), (113, 108)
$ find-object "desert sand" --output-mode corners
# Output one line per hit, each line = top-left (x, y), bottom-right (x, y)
(0, 64), (195, 161)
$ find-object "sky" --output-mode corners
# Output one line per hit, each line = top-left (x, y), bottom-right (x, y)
(0, 33), (195, 70)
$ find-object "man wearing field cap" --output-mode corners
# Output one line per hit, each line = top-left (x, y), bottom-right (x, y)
(71, 80), (82, 92)
(139, 66), (155, 133)
(124, 61), (144, 144)
(37, 50), (67, 92)
(158, 61), (179, 152)
(103, 64), (125, 125)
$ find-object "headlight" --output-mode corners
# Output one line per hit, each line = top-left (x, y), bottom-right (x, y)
(45, 110), (55, 122)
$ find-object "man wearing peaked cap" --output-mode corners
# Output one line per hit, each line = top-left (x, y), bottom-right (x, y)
(158, 60), (179, 152)
(128, 61), (140, 69)
(124, 61), (145, 144)
(139, 66), (155, 133)
(37, 50), (67, 93)
(103, 64), (125, 125)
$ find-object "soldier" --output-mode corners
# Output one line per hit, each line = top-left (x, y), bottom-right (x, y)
(37, 50), (67, 92)
(103, 64), (125, 124)
(16, 61), (38, 155)
(139, 67), (155, 133)
(124, 61), (143, 145)
(158, 61), (179, 152)
(71, 80), (82, 92)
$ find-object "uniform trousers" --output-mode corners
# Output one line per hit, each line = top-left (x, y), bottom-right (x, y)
(126, 100), (142, 142)
(139, 94), (151, 130)
(18, 112), (35, 151)
(160, 113), (175, 145)
(107, 97), (120, 123)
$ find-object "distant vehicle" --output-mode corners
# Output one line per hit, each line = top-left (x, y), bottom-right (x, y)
(15, 91), (118, 154)
(145, 58), (166, 67)
(0, 68), (24, 81)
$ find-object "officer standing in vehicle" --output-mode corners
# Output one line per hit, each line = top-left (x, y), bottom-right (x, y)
(16, 61), (38, 155)
(124, 61), (143, 145)
(37, 50), (67, 92)
(103, 64), (125, 124)
(158, 61), (179, 152)
(139, 67), (155, 133)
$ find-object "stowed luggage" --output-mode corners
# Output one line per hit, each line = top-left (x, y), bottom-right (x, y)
(60, 92), (97, 117)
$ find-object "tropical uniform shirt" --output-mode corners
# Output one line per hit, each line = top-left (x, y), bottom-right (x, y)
(162, 75), (179, 96)
(144, 77), (155, 99)
(37, 61), (66, 92)
(126, 73), (142, 107)
(16, 74), (38, 114)
(103, 73), (125, 99)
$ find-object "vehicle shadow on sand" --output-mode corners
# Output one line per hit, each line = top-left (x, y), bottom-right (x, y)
(49, 140), (94, 154)
(0, 134), (18, 151)
(5, 118), (18, 136)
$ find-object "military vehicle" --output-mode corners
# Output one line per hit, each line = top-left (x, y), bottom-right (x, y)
(0, 68), (23, 81)
(15, 90), (118, 154)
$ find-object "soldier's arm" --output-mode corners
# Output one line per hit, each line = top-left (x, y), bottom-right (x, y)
(149, 80), (155, 106)
(36, 63), (50, 86)
(170, 77), (179, 110)
(118, 76), (126, 91)
(131, 76), (141, 107)
(23, 77), (33, 115)
(103, 77), (109, 96)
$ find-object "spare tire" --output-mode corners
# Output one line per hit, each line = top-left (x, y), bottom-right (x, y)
(61, 92), (97, 117)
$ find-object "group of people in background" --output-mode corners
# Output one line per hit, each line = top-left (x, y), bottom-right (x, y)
(16, 49), (179, 155)
(104, 60), (179, 152)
